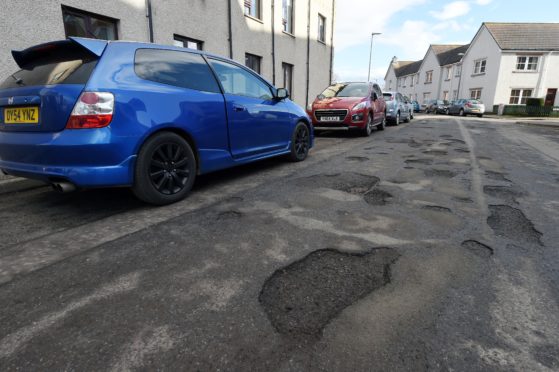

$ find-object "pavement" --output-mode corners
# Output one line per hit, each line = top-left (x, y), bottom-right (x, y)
(1, 116), (559, 370)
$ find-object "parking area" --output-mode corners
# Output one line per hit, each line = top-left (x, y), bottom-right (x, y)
(1, 116), (559, 370)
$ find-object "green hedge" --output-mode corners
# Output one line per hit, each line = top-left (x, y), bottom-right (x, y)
(492, 104), (559, 117)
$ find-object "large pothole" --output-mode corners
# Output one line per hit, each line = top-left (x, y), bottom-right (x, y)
(364, 188), (393, 206)
(424, 169), (457, 178)
(259, 248), (399, 337)
(294, 173), (380, 194)
(487, 205), (543, 246)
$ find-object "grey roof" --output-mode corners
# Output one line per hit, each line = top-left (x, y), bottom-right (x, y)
(436, 44), (470, 66)
(484, 22), (559, 51)
(395, 60), (422, 77)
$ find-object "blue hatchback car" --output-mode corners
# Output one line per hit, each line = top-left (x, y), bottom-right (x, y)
(0, 38), (312, 204)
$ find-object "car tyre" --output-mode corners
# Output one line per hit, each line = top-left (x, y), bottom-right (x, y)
(395, 112), (400, 125)
(377, 114), (386, 131)
(410, 111), (414, 120)
(289, 122), (310, 161)
(361, 113), (374, 136)
(133, 132), (197, 205)
(477, 114), (483, 118)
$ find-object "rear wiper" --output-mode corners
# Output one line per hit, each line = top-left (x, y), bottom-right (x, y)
(10, 74), (24, 86)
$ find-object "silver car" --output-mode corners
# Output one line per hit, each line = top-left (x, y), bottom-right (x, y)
(448, 99), (486, 117)
(382, 91), (412, 125)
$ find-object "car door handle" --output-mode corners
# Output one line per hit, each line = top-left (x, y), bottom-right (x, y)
(233, 105), (247, 112)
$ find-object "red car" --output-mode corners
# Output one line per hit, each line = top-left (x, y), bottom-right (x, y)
(307, 82), (386, 136)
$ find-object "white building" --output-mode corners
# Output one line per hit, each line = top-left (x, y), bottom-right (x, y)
(384, 22), (559, 109)
(0, 0), (335, 108)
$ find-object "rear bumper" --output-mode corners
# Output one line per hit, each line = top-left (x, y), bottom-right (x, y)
(0, 128), (138, 187)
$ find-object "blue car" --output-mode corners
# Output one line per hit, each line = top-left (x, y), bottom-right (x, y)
(0, 38), (312, 204)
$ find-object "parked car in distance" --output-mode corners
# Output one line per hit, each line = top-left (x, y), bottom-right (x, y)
(448, 99), (486, 117)
(382, 91), (412, 125)
(403, 96), (414, 119)
(425, 99), (450, 114)
(0, 37), (312, 205)
(307, 82), (386, 136)
(412, 100), (421, 112)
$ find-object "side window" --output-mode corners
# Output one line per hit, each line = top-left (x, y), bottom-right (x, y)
(134, 49), (220, 93)
(209, 59), (273, 100)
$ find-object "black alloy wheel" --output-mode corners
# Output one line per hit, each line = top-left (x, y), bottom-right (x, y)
(133, 132), (196, 205)
(289, 122), (310, 161)
(378, 115), (386, 131)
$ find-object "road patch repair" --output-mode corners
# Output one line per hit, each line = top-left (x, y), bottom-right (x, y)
(259, 248), (399, 338)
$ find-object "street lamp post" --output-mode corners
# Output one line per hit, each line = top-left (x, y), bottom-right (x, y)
(367, 32), (381, 82)
(456, 52), (465, 100)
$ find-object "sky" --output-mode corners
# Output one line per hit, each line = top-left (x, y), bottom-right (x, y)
(333, 0), (559, 86)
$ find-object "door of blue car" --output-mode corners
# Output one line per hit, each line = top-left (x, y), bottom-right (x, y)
(208, 59), (291, 159)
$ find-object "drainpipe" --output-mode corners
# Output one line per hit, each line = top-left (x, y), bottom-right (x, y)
(271, 0), (276, 84)
(329, 0), (335, 83)
(145, 0), (154, 42)
(305, 0), (311, 108)
(227, 0), (233, 58)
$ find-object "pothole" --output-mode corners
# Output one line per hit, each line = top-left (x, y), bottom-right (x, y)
(346, 156), (369, 162)
(424, 169), (457, 178)
(483, 186), (524, 204)
(408, 140), (423, 148)
(422, 150), (448, 156)
(259, 248), (399, 337)
(445, 139), (466, 145)
(404, 166), (415, 170)
(217, 210), (243, 219)
(422, 205), (452, 213)
(485, 171), (511, 182)
(294, 173), (380, 194)
(452, 197), (474, 203)
(364, 188), (393, 206)
(461, 240), (494, 258)
(454, 148), (470, 153)
(487, 205), (543, 246)
(405, 159), (433, 165)
(440, 135), (453, 138)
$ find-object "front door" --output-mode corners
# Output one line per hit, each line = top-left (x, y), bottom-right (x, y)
(209, 59), (291, 158)
(545, 88), (557, 106)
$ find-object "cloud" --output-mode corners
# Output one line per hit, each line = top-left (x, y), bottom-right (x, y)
(334, 0), (427, 51)
(429, 1), (471, 20)
(378, 20), (442, 60)
(475, 0), (492, 4)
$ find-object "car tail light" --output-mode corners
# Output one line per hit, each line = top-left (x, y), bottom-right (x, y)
(465, 102), (472, 108)
(66, 92), (114, 129)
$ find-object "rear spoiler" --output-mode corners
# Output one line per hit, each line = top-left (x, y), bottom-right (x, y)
(12, 37), (108, 68)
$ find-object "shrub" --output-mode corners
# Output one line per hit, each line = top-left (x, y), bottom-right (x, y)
(526, 97), (544, 107)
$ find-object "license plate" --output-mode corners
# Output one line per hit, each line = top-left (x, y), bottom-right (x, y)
(320, 116), (340, 121)
(4, 107), (39, 124)
(471, 109), (479, 112)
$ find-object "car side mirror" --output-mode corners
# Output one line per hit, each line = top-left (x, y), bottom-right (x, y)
(276, 88), (289, 100)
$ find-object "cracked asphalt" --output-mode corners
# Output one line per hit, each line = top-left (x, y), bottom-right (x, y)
(1, 115), (559, 371)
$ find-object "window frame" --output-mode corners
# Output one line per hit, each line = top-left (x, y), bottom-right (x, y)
(61, 5), (119, 40)
(282, 62), (294, 98)
(509, 88), (533, 105)
(425, 70), (433, 84)
(470, 88), (482, 100)
(318, 13), (326, 43)
(244, 0), (261, 20)
(516, 56), (539, 71)
(473, 59), (487, 75)
(173, 34), (204, 51)
(245, 53), (262, 75)
(282, 0), (294, 34)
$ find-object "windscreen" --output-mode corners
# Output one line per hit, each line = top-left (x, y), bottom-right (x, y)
(0, 43), (97, 89)
(320, 83), (369, 98)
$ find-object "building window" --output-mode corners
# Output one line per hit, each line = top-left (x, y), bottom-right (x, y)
(389, 80), (392, 90)
(416, 74), (419, 84)
(470, 88), (482, 100)
(443, 91), (449, 100)
(245, 53), (262, 74)
(509, 89), (533, 104)
(282, 0), (294, 34)
(516, 56), (539, 71)
(173, 35), (203, 50)
(455, 64), (461, 77)
(425, 70), (433, 83)
(244, 0), (261, 19)
(410, 76), (414, 87)
(473, 59), (486, 74)
(318, 14), (326, 42)
(62, 6), (118, 40)
(282, 63), (294, 97)
(445, 66), (452, 80)
(403, 77), (407, 87)
(423, 92), (430, 102)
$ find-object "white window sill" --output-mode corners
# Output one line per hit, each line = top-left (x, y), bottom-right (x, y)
(513, 70), (538, 73)
(282, 31), (295, 39)
(244, 14), (264, 24)
(471, 73), (486, 77)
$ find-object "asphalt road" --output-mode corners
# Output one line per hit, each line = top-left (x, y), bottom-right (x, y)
(1, 115), (558, 371)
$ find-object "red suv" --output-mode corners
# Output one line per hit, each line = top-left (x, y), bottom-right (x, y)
(307, 82), (386, 136)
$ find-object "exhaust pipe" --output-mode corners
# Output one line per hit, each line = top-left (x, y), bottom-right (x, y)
(51, 182), (77, 193)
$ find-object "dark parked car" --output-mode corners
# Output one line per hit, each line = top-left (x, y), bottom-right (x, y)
(412, 100), (421, 112)
(383, 91), (412, 125)
(0, 37), (312, 205)
(425, 99), (450, 114)
(448, 99), (486, 117)
(307, 82), (386, 136)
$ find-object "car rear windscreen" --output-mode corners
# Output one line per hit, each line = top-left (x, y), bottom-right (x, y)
(0, 43), (98, 89)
